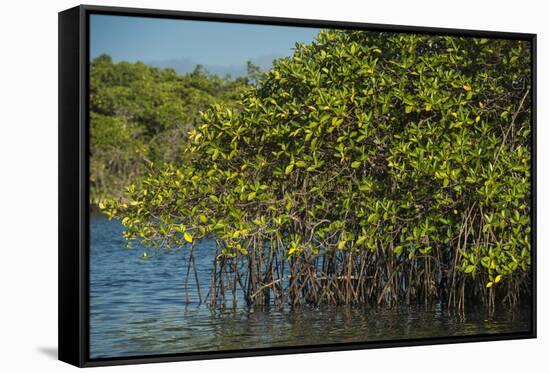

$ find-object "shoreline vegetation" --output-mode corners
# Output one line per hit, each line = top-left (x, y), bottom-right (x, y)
(96, 30), (532, 315)
(90, 55), (257, 204)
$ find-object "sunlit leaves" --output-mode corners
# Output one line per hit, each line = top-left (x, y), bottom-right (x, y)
(109, 30), (531, 302)
(184, 232), (193, 243)
(285, 163), (294, 175)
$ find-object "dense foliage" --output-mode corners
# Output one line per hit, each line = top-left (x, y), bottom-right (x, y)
(104, 31), (532, 312)
(90, 55), (248, 203)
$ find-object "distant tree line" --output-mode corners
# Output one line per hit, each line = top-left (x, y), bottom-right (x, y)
(90, 54), (252, 204)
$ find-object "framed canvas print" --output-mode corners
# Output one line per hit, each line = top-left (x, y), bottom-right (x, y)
(58, 5), (536, 367)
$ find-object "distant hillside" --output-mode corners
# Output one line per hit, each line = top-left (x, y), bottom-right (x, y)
(147, 53), (278, 77)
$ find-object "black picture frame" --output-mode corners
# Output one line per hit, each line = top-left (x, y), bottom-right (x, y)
(59, 4), (537, 367)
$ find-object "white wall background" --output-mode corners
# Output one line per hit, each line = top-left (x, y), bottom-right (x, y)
(0, 0), (547, 371)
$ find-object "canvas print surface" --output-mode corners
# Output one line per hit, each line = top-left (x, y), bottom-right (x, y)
(89, 14), (533, 359)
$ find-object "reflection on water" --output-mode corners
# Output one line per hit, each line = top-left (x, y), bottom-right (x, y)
(90, 215), (531, 358)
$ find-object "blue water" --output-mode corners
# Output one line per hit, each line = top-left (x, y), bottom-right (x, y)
(90, 214), (531, 358)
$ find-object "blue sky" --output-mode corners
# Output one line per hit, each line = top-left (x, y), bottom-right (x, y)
(90, 15), (320, 77)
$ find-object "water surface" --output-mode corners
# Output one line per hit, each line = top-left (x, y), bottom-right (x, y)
(90, 215), (531, 358)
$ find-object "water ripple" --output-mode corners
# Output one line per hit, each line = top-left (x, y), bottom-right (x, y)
(90, 215), (531, 358)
